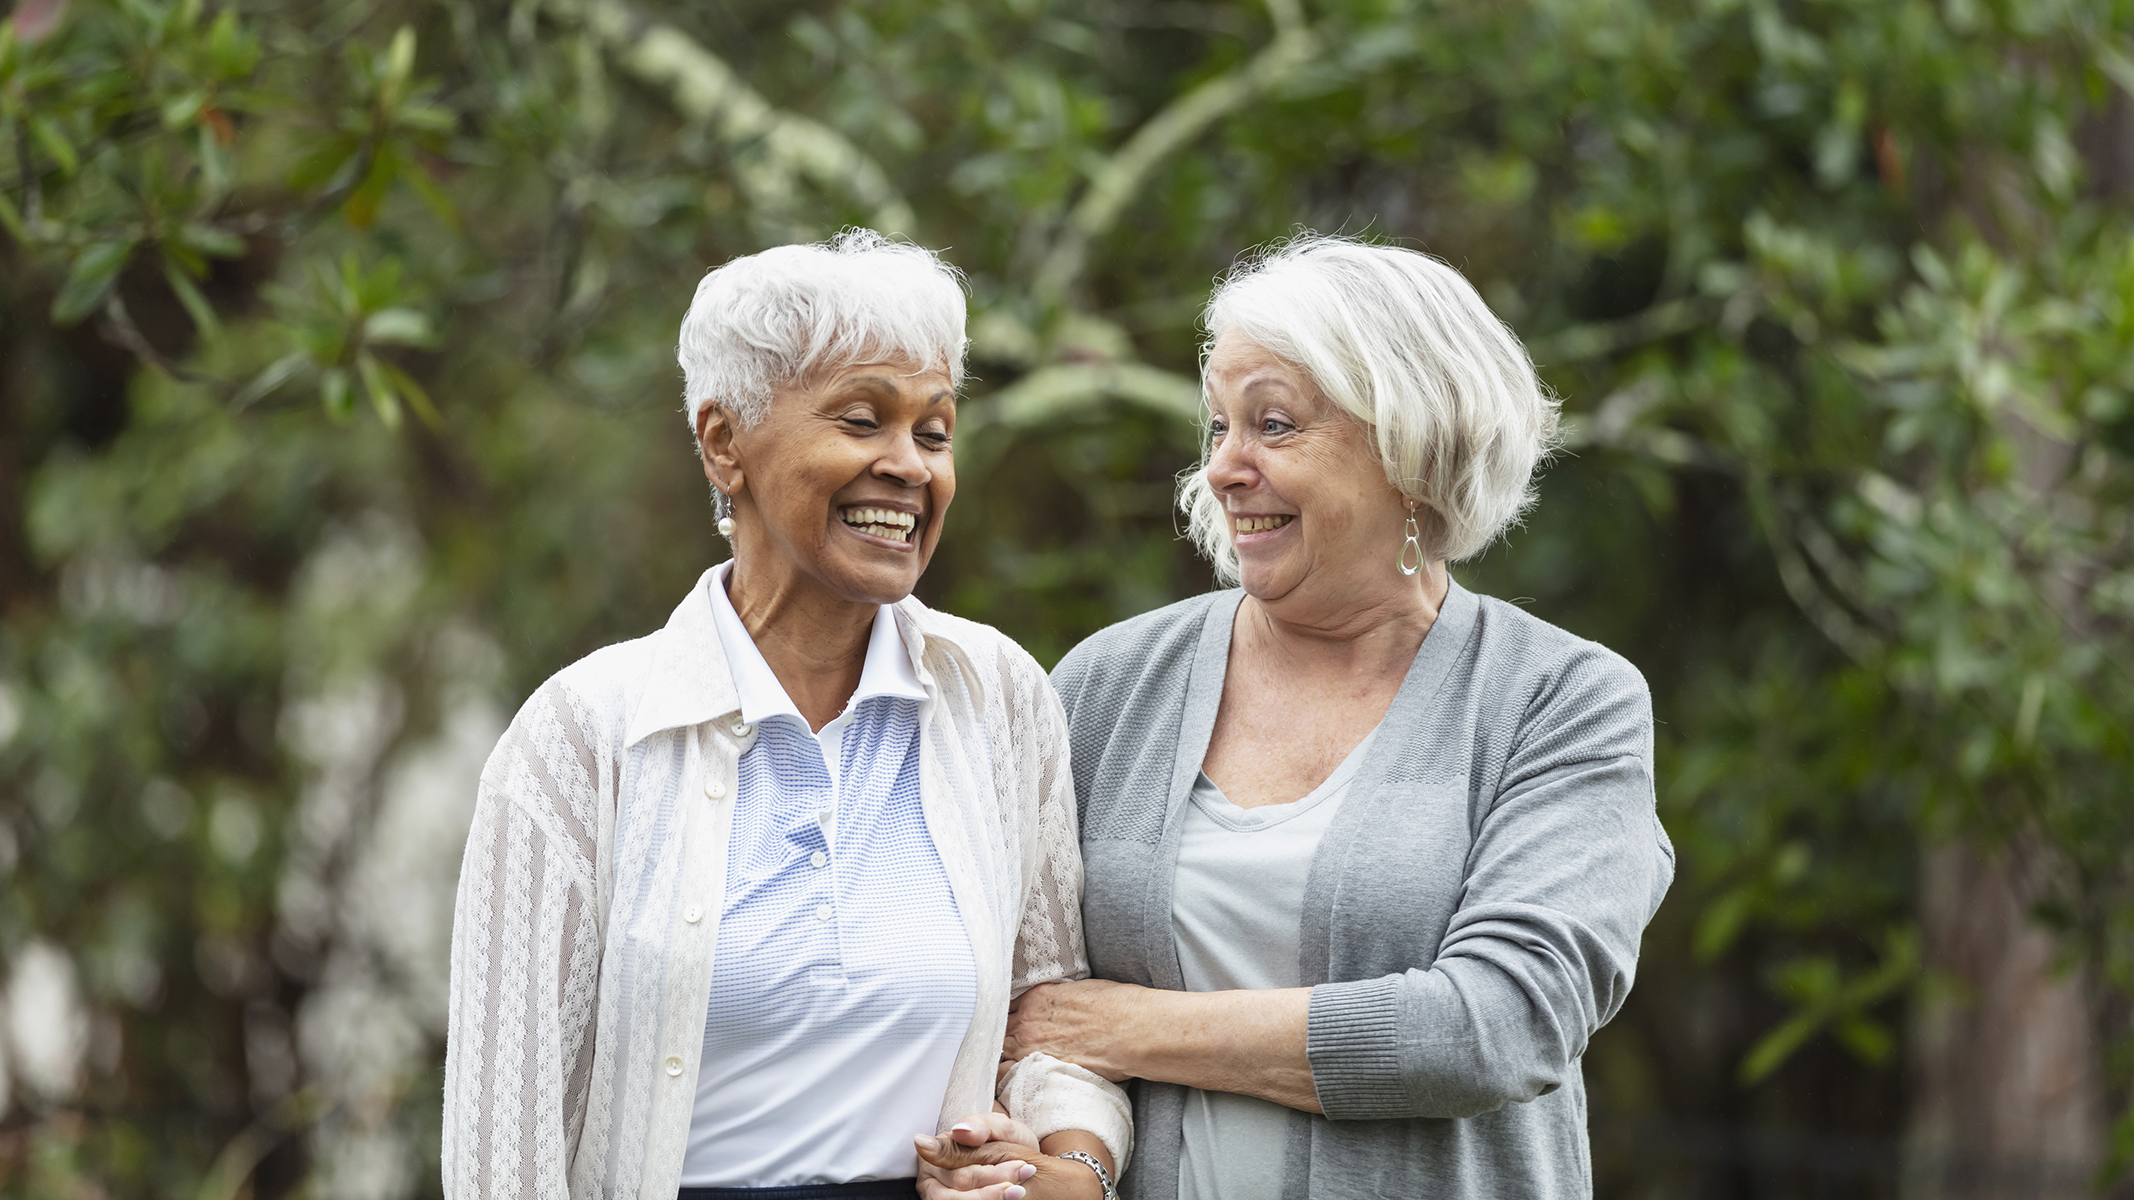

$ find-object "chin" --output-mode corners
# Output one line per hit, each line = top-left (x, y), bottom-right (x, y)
(824, 556), (925, 606)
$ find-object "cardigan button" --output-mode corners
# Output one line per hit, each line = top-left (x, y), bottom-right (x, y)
(729, 719), (752, 738)
(664, 1055), (683, 1077)
(704, 777), (726, 800)
(683, 905), (702, 924)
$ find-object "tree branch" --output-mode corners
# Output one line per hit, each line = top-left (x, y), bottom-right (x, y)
(1524, 295), (1719, 365)
(98, 292), (232, 392)
(1031, 14), (1318, 304)
(549, 0), (915, 235)
(985, 360), (1204, 429)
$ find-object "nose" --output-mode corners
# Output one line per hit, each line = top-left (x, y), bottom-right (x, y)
(1205, 426), (1257, 493)
(872, 428), (932, 489)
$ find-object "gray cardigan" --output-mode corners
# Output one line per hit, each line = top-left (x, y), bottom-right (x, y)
(1050, 582), (1675, 1199)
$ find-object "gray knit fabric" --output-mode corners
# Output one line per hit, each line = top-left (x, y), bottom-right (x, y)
(1050, 580), (1675, 1200)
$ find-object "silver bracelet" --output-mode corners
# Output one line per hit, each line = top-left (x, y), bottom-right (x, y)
(1054, 1150), (1118, 1200)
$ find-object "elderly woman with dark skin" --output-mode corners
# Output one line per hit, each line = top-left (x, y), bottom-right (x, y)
(443, 232), (1127, 1200)
(993, 236), (1675, 1200)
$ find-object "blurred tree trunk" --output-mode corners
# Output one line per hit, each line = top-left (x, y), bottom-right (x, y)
(1904, 841), (2110, 1200)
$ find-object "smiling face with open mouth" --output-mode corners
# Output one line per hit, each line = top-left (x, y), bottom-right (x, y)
(1202, 332), (1415, 614)
(698, 357), (956, 608)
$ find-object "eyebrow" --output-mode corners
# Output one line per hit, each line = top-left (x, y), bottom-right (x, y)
(837, 376), (901, 397)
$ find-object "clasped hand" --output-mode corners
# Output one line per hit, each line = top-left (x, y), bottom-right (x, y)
(914, 1112), (1099, 1200)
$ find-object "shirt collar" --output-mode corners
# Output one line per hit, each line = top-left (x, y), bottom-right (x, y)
(624, 564), (939, 747)
(705, 560), (926, 729)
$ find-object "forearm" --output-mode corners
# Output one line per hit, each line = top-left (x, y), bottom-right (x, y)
(1037, 1130), (1113, 1198)
(1115, 987), (1320, 1113)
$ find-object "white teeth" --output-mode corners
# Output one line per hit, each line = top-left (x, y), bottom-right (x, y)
(842, 507), (916, 542)
(843, 506), (914, 528)
(1234, 515), (1293, 534)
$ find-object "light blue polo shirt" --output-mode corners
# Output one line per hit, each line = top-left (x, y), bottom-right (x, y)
(680, 562), (978, 1186)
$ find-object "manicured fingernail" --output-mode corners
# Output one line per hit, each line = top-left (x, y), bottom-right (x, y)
(915, 1135), (939, 1152)
(1017, 1163), (1036, 1181)
(1005, 1188), (1026, 1200)
(952, 1123), (978, 1135)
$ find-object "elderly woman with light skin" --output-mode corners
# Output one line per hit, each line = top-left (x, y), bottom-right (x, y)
(443, 231), (1127, 1200)
(988, 237), (1676, 1199)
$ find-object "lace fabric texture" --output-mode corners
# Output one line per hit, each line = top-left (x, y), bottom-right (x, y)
(443, 571), (1128, 1199)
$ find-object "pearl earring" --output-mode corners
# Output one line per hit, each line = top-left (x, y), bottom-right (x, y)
(717, 516), (735, 537)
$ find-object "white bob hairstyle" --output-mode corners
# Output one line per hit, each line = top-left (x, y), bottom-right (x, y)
(677, 228), (968, 434)
(1182, 235), (1559, 579)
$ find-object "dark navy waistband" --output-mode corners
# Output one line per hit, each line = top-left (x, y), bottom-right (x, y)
(679, 1181), (919, 1200)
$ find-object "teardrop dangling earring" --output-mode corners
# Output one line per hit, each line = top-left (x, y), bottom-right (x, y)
(1398, 501), (1424, 577)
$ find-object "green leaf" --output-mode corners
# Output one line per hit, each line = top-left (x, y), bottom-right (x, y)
(1738, 1008), (1821, 1084)
(288, 136), (360, 190)
(0, 190), (24, 243)
(51, 241), (136, 325)
(382, 26), (417, 107)
(160, 252), (221, 338)
(342, 145), (397, 229)
(362, 307), (433, 347)
(399, 160), (459, 228)
(231, 351), (310, 410)
(29, 116), (78, 176)
(161, 90), (208, 130)
(1693, 887), (1753, 961)
(178, 222), (245, 259)
(356, 352), (402, 429)
(319, 366), (354, 419)
(380, 360), (442, 428)
(207, 9), (260, 77)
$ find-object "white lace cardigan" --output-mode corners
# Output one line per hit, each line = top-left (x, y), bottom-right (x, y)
(443, 569), (1131, 1199)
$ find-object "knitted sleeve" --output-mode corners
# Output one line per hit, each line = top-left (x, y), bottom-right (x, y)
(442, 680), (607, 1199)
(1306, 644), (1673, 1121)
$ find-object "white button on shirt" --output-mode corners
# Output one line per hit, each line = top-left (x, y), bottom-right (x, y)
(681, 561), (977, 1188)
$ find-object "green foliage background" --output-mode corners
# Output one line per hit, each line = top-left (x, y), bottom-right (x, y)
(2, 0), (2132, 1195)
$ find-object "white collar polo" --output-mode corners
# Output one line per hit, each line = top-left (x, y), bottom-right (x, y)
(704, 560), (927, 841)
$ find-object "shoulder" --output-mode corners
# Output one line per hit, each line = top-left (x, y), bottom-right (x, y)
(1052, 590), (1233, 702)
(500, 630), (660, 758)
(1458, 589), (1651, 763)
(900, 600), (1055, 711)
(1465, 590), (1648, 706)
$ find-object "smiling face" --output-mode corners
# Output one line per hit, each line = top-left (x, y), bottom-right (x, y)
(1203, 332), (1414, 613)
(697, 358), (956, 606)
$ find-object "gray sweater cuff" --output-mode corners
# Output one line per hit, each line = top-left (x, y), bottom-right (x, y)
(1307, 976), (1409, 1120)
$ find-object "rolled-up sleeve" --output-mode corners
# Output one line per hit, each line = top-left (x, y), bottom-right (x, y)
(1306, 649), (1675, 1121)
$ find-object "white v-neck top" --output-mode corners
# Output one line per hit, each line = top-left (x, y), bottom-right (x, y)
(1172, 727), (1379, 1200)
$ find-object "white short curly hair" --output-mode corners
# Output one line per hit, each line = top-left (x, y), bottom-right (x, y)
(1182, 235), (1559, 579)
(677, 228), (968, 435)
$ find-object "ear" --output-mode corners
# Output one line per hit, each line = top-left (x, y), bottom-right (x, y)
(696, 401), (744, 498)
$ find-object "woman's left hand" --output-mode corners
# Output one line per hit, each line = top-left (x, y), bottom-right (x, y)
(1004, 979), (1145, 1082)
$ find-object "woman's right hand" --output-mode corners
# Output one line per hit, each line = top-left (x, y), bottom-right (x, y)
(916, 1112), (1040, 1200)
